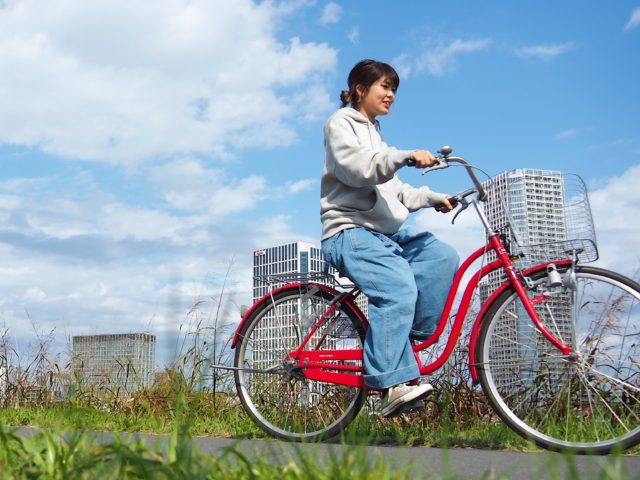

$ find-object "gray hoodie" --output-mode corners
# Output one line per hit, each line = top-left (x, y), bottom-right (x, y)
(320, 108), (447, 240)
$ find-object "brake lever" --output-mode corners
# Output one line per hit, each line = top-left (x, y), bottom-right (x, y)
(451, 207), (464, 225)
(421, 158), (449, 175)
(450, 197), (470, 225)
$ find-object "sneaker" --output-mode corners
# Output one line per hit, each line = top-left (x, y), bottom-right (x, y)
(386, 399), (426, 418)
(380, 383), (433, 417)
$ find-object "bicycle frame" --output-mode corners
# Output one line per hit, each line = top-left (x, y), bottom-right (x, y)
(288, 224), (575, 389)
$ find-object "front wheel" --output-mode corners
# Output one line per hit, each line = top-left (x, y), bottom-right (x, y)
(234, 284), (367, 442)
(477, 266), (640, 454)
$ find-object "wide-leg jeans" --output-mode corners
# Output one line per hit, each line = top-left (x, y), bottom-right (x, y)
(321, 227), (459, 389)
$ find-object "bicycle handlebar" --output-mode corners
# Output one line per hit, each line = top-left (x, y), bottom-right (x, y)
(433, 187), (477, 211)
(421, 146), (488, 202)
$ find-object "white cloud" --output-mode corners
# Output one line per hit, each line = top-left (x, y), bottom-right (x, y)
(150, 158), (317, 217)
(514, 41), (576, 61)
(348, 27), (359, 45)
(0, 0), (337, 165)
(410, 38), (491, 77)
(289, 83), (335, 123)
(150, 158), (221, 211)
(287, 179), (317, 193)
(24, 287), (47, 302)
(587, 164), (640, 276)
(0, 173), (305, 363)
(556, 128), (578, 140)
(209, 176), (268, 216)
(412, 205), (486, 265)
(392, 53), (412, 79)
(320, 2), (342, 26)
(624, 8), (640, 31)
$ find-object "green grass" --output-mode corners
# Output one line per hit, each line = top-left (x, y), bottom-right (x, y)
(0, 426), (418, 480)
(0, 421), (636, 480)
(0, 400), (261, 439)
(2, 391), (639, 457)
(1, 394), (638, 479)
(0, 402), (525, 449)
(4, 399), (640, 457)
(0, 400), (629, 453)
(0, 392), (416, 479)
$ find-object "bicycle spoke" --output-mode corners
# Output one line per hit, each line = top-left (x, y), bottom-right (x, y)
(478, 267), (640, 453)
(574, 366), (628, 436)
(234, 287), (365, 441)
(543, 301), (567, 346)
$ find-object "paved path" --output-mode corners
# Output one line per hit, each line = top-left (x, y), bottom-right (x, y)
(187, 436), (640, 479)
(14, 427), (640, 479)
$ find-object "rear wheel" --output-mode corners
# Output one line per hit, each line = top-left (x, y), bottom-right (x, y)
(234, 284), (367, 441)
(477, 266), (640, 454)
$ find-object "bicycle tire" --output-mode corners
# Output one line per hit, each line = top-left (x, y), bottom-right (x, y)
(477, 265), (640, 454)
(234, 284), (367, 442)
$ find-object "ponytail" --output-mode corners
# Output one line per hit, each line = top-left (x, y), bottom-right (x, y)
(340, 89), (352, 108)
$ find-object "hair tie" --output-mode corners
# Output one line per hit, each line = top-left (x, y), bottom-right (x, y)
(340, 89), (352, 107)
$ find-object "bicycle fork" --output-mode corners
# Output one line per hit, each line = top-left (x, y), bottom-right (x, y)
(496, 237), (576, 359)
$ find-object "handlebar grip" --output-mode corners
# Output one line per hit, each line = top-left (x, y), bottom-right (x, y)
(433, 188), (477, 212)
(434, 197), (459, 212)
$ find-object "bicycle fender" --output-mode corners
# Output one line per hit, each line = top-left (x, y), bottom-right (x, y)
(468, 259), (573, 383)
(231, 283), (368, 348)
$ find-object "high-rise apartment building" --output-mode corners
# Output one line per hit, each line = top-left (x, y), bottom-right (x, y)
(483, 168), (596, 271)
(483, 169), (567, 279)
(250, 241), (368, 372)
(480, 169), (594, 390)
(251, 242), (335, 370)
(252, 241), (368, 312)
(72, 333), (156, 393)
(253, 241), (330, 301)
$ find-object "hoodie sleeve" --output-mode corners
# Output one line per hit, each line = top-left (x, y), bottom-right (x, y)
(325, 115), (413, 188)
(392, 177), (449, 211)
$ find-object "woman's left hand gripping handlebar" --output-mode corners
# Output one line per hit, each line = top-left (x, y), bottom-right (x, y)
(435, 196), (458, 213)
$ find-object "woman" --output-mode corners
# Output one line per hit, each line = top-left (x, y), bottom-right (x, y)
(320, 59), (459, 417)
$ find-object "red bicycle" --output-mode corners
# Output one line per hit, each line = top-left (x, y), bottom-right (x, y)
(230, 148), (640, 454)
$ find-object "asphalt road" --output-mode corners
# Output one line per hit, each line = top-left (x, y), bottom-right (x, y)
(14, 427), (640, 479)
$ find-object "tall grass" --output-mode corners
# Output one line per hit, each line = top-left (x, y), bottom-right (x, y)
(0, 393), (417, 480)
(2, 265), (639, 457)
(0, 422), (635, 479)
(0, 278), (639, 478)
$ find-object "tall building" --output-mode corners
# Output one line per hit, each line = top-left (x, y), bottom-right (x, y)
(72, 333), (156, 393)
(250, 241), (368, 374)
(253, 241), (330, 301)
(480, 169), (595, 391)
(252, 241), (368, 312)
(483, 169), (567, 278)
(483, 168), (596, 272)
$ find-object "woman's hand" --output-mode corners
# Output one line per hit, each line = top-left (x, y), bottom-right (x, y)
(409, 150), (437, 168)
(435, 196), (457, 213)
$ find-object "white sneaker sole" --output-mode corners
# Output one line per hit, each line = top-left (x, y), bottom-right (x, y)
(380, 384), (433, 417)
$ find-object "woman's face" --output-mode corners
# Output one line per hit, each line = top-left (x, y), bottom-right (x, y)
(356, 76), (396, 122)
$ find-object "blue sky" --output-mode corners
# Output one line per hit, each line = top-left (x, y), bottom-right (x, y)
(1, 1), (639, 366)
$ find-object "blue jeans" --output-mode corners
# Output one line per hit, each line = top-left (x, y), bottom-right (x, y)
(322, 227), (459, 389)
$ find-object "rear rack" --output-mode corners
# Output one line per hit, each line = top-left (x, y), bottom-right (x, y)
(254, 272), (355, 289)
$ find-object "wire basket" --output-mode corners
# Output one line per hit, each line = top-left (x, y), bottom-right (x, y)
(486, 170), (598, 265)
